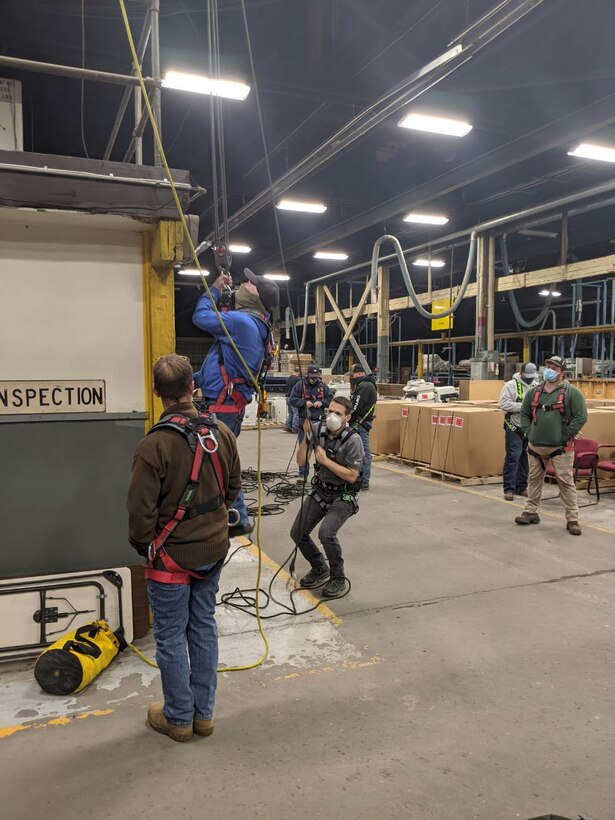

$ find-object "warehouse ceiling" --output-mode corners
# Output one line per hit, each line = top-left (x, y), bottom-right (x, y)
(3, 0), (615, 294)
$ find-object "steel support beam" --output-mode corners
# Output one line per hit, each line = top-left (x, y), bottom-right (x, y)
(263, 90), (615, 268)
(212, 0), (548, 246)
(323, 285), (371, 373)
(102, 9), (152, 162)
(149, 0), (162, 167)
(486, 233), (496, 352)
(123, 106), (150, 163)
(315, 285), (326, 367)
(376, 266), (390, 381)
(475, 235), (488, 354)
(0, 54), (157, 88)
(296, 253), (615, 327)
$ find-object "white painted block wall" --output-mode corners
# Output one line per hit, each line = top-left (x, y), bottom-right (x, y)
(0, 210), (146, 413)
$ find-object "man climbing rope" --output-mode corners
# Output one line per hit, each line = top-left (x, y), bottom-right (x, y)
(290, 396), (364, 599)
(192, 268), (279, 537)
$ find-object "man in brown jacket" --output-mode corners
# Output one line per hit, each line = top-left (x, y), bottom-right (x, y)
(127, 354), (241, 742)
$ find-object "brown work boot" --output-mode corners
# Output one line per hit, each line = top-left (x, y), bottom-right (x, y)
(567, 521), (582, 536)
(504, 491), (514, 501)
(515, 512), (540, 525)
(194, 717), (215, 737)
(517, 490), (528, 497)
(147, 702), (193, 742)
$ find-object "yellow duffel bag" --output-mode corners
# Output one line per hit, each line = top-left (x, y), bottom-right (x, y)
(34, 620), (126, 695)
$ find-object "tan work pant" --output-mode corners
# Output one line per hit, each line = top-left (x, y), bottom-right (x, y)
(524, 445), (578, 522)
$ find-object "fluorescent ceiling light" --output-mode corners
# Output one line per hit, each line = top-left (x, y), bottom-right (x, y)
(403, 212), (449, 226)
(179, 268), (209, 277)
(263, 273), (291, 281)
(276, 199), (327, 214)
(229, 244), (251, 254)
(398, 113), (472, 137)
(313, 251), (349, 261)
(413, 258), (446, 268)
(162, 71), (250, 101)
(551, 290), (562, 297)
(539, 289), (561, 297)
(568, 142), (615, 163)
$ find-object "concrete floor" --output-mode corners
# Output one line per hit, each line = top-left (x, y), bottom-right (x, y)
(2, 427), (615, 820)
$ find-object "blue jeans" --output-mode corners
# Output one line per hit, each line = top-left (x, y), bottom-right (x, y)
(297, 428), (309, 477)
(503, 426), (528, 493)
(356, 424), (372, 486)
(147, 562), (221, 725)
(285, 399), (298, 432)
(204, 400), (249, 528)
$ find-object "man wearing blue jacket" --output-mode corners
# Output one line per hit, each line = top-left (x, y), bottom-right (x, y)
(193, 267), (279, 537)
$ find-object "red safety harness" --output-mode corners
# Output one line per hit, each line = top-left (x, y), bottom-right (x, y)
(145, 412), (226, 585)
(528, 383), (573, 464)
(209, 313), (275, 415)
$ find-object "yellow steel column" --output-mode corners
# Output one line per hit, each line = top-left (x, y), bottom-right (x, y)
(142, 221), (181, 429)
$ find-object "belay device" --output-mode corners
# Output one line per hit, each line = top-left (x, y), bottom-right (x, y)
(34, 619), (126, 695)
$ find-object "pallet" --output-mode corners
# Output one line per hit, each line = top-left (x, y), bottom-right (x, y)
(242, 421), (286, 431)
(414, 466), (502, 486)
(388, 456), (430, 469)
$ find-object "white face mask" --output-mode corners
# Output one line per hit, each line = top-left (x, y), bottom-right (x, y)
(325, 412), (344, 432)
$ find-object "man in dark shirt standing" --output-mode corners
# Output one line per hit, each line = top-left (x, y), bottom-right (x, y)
(349, 364), (377, 490)
(284, 366), (301, 433)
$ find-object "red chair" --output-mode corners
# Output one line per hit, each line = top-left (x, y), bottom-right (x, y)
(544, 437), (600, 504)
(595, 443), (615, 496)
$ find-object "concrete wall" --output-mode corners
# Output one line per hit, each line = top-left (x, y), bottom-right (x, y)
(0, 210), (151, 579)
(0, 210), (145, 412)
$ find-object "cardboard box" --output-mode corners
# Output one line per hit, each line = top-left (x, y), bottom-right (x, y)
(458, 380), (505, 401)
(430, 407), (504, 477)
(399, 402), (439, 463)
(370, 400), (405, 455)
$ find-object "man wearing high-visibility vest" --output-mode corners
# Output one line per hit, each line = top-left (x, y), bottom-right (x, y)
(498, 362), (538, 501)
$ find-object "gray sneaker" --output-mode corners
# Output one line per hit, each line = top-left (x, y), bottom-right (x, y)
(299, 566), (329, 588)
(322, 577), (348, 598)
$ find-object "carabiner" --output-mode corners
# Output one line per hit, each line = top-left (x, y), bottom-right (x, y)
(197, 428), (219, 453)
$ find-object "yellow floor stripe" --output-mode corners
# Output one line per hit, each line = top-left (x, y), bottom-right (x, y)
(0, 708), (114, 741)
(375, 462), (615, 535)
(235, 537), (343, 626)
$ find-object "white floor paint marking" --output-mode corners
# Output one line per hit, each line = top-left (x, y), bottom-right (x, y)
(0, 547), (362, 729)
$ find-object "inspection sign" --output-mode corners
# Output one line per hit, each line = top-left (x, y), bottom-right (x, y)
(0, 381), (106, 414)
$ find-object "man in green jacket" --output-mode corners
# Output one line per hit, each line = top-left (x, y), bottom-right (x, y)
(515, 355), (587, 535)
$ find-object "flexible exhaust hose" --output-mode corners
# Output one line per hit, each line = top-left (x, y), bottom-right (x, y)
(501, 234), (555, 329)
(369, 232), (477, 320)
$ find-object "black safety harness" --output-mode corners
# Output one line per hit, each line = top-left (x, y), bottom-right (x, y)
(527, 383), (574, 468)
(310, 422), (362, 512)
(144, 411), (228, 585)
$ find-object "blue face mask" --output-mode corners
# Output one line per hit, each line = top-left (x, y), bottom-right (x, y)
(543, 368), (558, 382)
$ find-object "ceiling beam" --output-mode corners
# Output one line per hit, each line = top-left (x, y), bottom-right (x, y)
(209, 0), (549, 246)
(261, 90), (615, 269)
(295, 253), (615, 326)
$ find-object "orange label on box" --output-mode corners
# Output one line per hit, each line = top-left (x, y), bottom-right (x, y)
(454, 417), (464, 429)
(446, 416), (453, 425)
(401, 407), (409, 417)
(431, 415), (438, 425)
